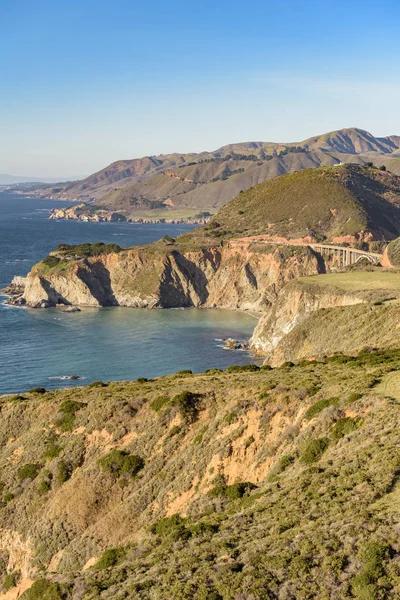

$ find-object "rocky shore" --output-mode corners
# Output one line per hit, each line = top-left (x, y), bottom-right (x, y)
(49, 204), (212, 225)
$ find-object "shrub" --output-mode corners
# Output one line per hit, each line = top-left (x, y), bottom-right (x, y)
(56, 242), (121, 258)
(29, 387), (46, 394)
(224, 412), (237, 425)
(209, 480), (256, 500)
(93, 547), (125, 570)
(226, 364), (259, 373)
(41, 256), (61, 268)
(347, 392), (363, 403)
(301, 438), (329, 464)
(278, 454), (294, 472)
(172, 391), (201, 424)
(351, 542), (390, 599)
(20, 579), (69, 599)
(3, 493), (14, 503)
(190, 521), (219, 536)
(304, 398), (338, 420)
(9, 395), (26, 402)
(151, 395), (171, 412)
(163, 235), (175, 243)
(87, 381), (107, 388)
(54, 400), (86, 431)
(44, 441), (61, 459)
(332, 417), (358, 440)
(56, 461), (72, 484)
(151, 515), (191, 541)
(136, 377), (149, 383)
(18, 463), (40, 481)
(3, 571), (19, 592)
(37, 480), (51, 495)
(99, 450), (144, 478)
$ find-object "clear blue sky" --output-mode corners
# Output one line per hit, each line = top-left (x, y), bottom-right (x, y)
(1, 0), (400, 178)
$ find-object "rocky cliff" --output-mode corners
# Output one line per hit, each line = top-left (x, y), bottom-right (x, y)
(18, 242), (325, 312)
(250, 276), (400, 365)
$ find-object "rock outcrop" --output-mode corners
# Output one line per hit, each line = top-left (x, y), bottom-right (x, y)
(250, 281), (365, 360)
(19, 243), (325, 312)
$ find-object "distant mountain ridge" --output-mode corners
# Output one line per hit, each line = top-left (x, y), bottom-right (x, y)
(29, 128), (400, 217)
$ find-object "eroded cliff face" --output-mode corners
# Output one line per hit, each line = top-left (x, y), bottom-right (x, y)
(250, 281), (365, 364)
(20, 243), (325, 312)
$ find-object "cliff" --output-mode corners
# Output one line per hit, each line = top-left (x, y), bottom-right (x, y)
(251, 272), (400, 364)
(18, 242), (324, 311)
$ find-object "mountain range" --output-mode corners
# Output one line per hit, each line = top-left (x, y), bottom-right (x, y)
(34, 128), (400, 219)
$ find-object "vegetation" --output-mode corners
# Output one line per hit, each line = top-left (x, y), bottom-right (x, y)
(98, 449), (144, 478)
(183, 165), (400, 243)
(2, 348), (400, 597)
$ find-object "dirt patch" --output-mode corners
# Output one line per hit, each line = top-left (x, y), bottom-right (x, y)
(0, 579), (34, 600)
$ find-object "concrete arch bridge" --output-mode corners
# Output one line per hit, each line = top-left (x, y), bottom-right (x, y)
(310, 244), (382, 267)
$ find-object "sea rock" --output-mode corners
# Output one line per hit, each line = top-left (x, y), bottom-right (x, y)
(224, 338), (249, 350)
(63, 306), (81, 312)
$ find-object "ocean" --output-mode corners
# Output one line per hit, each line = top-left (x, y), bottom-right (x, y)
(0, 192), (258, 394)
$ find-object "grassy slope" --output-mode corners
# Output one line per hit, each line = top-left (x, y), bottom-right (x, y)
(183, 165), (400, 243)
(271, 301), (400, 364)
(0, 350), (400, 598)
(299, 271), (400, 293)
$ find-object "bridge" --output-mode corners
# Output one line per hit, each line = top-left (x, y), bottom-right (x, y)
(310, 244), (382, 267)
(227, 237), (383, 267)
(308, 244), (382, 267)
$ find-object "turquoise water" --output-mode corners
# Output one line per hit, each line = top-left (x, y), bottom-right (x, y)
(0, 193), (257, 394)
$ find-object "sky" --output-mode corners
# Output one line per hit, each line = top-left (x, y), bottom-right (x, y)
(1, 0), (400, 179)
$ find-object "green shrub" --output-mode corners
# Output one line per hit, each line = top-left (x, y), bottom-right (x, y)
(55, 242), (121, 258)
(347, 392), (363, 403)
(209, 480), (256, 500)
(93, 547), (125, 570)
(20, 579), (69, 599)
(150, 395), (171, 412)
(301, 438), (329, 464)
(163, 235), (175, 243)
(151, 515), (190, 540)
(99, 450), (144, 478)
(9, 395), (26, 402)
(351, 542), (391, 599)
(37, 480), (51, 495)
(54, 400), (86, 431)
(3, 493), (14, 503)
(3, 571), (19, 592)
(304, 398), (338, 420)
(18, 463), (40, 481)
(190, 521), (219, 536)
(332, 417), (358, 440)
(56, 460), (72, 484)
(44, 441), (61, 459)
(224, 412), (237, 425)
(226, 364), (259, 373)
(278, 454), (294, 472)
(136, 377), (150, 383)
(172, 391), (201, 424)
(41, 256), (61, 268)
(29, 387), (46, 394)
(87, 381), (107, 388)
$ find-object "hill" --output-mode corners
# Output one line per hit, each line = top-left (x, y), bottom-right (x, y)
(1, 349), (400, 598)
(185, 164), (400, 244)
(27, 128), (400, 221)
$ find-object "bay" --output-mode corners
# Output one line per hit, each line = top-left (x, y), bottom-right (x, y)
(0, 193), (257, 394)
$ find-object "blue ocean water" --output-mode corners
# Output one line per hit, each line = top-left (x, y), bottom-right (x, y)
(0, 193), (258, 394)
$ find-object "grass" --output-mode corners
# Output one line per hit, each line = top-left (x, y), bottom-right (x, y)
(183, 165), (400, 243)
(299, 270), (400, 292)
(2, 348), (400, 598)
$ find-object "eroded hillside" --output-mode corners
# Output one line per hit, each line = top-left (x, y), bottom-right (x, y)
(1, 349), (400, 598)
